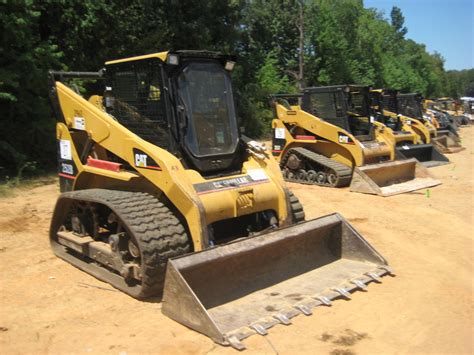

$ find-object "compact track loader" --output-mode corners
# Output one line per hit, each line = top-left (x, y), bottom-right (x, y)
(435, 98), (471, 125)
(425, 99), (461, 139)
(398, 93), (464, 153)
(49, 51), (392, 350)
(271, 86), (440, 196)
(369, 89), (450, 166)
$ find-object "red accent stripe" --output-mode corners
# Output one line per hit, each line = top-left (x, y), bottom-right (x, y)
(272, 150), (282, 153)
(58, 173), (76, 180)
(295, 135), (316, 140)
(87, 157), (122, 172)
(145, 165), (162, 170)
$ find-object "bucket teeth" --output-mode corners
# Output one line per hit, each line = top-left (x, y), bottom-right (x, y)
(380, 265), (395, 275)
(351, 279), (367, 289)
(366, 272), (382, 282)
(332, 287), (352, 299)
(273, 313), (291, 325)
(227, 335), (246, 351)
(314, 295), (332, 306)
(250, 323), (268, 336)
(295, 304), (312, 316)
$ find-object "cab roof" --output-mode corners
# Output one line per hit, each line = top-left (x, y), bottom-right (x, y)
(105, 52), (168, 65)
(105, 50), (236, 66)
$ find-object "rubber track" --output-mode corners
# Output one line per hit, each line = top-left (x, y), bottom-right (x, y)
(281, 147), (353, 188)
(60, 189), (191, 299)
(287, 191), (305, 223)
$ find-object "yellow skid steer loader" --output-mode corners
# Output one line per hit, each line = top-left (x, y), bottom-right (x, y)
(48, 51), (392, 350)
(271, 86), (440, 196)
(369, 89), (450, 166)
(397, 94), (464, 153)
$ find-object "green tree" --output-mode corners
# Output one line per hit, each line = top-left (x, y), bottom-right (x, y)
(0, 1), (63, 177)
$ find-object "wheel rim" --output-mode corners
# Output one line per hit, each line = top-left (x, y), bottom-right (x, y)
(316, 172), (327, 184)
(297, 169), (307, 181)
(306, 170), (316, 182)
(327, 172), (338, 186)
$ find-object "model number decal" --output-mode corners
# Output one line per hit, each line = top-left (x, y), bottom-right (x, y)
(194, 175), (269, 194)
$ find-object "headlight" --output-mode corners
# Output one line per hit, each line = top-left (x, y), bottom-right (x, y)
(225, 60), (235, 71)
(167, 54), (179, 65)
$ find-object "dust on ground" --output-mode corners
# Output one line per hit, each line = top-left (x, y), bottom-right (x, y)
(1, 127), (473, 354)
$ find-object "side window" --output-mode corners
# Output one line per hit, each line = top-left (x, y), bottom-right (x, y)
(107, 60), (169, 149)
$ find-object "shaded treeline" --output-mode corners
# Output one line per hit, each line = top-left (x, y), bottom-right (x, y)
(1, 0), (472, 177)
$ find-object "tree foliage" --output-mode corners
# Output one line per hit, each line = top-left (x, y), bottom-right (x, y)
(0, 0), (470, 177)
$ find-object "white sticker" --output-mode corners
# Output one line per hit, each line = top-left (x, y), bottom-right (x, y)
(275, 128), (285, 139)
(406, 120), (411, 125)
(61, 163), (73, 174)
(59, 140), (72, 160)
(402, 145), (410, 150)
(248, 169), (268, 181)
(74, 116), (86, 130)
(369, 115), (375, 123)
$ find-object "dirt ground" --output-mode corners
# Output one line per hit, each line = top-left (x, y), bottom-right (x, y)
(1, 127), (473, 355)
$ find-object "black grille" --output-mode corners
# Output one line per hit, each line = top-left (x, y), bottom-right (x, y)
(107, 60), (169, 148)
(305, 91), (350, 131)
(382, 94), (398, 113)
(398, 95), (423, 119)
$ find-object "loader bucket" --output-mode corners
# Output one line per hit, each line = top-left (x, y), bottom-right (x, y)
(437, 129), (460, 142)
(162, 213), (392, 350)
(396, 143), (450, 167)
(431, 135), (465, 154)
(350, 158), (441, 196)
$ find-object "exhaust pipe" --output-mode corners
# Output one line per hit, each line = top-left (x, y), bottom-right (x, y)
(350, 158), (441, 196)
(162, 214), (392, 350)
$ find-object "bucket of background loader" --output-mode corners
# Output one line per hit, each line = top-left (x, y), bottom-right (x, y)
(396, 143), (450, 168)
(432, 135), (465, 154)
(350, 158), (441, 196)
(162, 213), (392, 350)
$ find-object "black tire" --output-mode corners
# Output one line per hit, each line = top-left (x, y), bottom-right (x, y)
(109, 191), (192, 299)
(55, 189), (192, 299)
(288, 190), (305, 223)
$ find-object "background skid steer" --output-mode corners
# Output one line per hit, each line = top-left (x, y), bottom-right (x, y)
(49, 51), (392, 349)
(398, 93), (464, 154)
(368, 88), (449, 167)
(271, 87), (440, 196)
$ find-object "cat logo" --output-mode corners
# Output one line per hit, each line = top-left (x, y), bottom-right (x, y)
(338, 132), (354, 145)
(135, 153), (148, 167)
(132, 148), (162, 170)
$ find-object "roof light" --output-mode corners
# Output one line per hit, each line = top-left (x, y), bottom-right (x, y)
(167, 54), (179, 65)
(225, 60), (235, 71)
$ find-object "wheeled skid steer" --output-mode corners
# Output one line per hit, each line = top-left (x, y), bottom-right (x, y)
(271, 86), (440, 196)
(398, 93), (464, 154)
(369, 88), (450, 167)
(48, 51), (392, 350)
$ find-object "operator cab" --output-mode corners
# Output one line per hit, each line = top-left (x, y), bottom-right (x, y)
(302, 85), (374, 141)
(104, 50), (245, 177)
(369, 89), (404, 131)
(398, 93), (424, 120)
